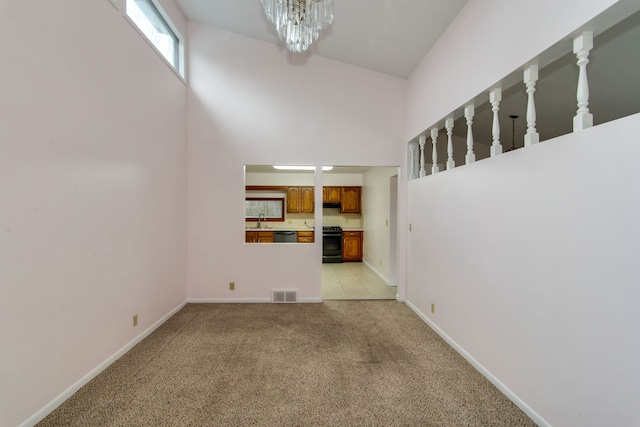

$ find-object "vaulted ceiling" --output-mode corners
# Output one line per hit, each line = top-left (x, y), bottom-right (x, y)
(175, 1), (640, 147)
(175, 0), (468, 79)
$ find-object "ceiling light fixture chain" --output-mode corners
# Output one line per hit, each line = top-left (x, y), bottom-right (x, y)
(261, 0), (334, 53)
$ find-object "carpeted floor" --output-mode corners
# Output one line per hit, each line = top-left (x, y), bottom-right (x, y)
(38, 301), (535, 426)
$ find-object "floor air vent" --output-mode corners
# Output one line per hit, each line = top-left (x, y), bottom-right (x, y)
(272, 289), (297, 303)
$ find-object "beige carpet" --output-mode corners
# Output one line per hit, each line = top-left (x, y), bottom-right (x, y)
(38, 301), (535, 426)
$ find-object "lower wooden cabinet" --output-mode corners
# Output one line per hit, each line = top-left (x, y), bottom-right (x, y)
(245, 230), (274, 243)
(296, 231), (314, 243)
(342, 231), (363, 261)
(247, 230), (314, 243)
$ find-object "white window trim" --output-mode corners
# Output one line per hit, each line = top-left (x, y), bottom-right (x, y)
(120, 0), (186, 82)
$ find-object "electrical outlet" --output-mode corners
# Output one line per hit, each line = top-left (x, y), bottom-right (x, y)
(133, 314), (138, 327)
(431, 303), (435, 314)
(409, 223), (412, 232)
(229, 282), (235, 291)
(386, 219), (389, 227)
(379, 260), (382, 267)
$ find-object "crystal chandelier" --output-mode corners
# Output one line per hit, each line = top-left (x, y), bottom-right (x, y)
(261, 0), (334, 53)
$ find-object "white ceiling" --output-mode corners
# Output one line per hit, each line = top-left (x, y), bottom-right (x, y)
(175, 0), (469, 79)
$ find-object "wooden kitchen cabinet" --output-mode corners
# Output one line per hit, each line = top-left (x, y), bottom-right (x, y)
(323, 187), (341, 203)
(342, 231), (363, 261)
(287, 186), (314, 213)
(300, 187), (314, 213)
(245, 230), (275, 243)
(341, 187), (361, 214)
(296, 230), (314, 243)
(286, 187), (300, 213)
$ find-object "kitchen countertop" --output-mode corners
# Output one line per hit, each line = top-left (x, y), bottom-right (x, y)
(245, 227), (363, 231)
(245, 228), (315, 231)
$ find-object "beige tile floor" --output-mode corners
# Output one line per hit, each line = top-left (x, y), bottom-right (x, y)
(322, 262), (397, 300)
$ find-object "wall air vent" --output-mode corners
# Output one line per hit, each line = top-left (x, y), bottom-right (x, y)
(272, 289), (298, 303)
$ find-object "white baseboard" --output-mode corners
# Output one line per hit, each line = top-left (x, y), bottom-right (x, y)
(187, 297), (322, 304)
(298, 297), (323, 303)
(403, 299), (550, 427)
(187, 298), (271, 303)
(363, 260), (395, 286)
(21, 300), (187, 427)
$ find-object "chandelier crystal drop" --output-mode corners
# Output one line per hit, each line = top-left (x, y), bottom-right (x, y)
(261, 0), (334, 53)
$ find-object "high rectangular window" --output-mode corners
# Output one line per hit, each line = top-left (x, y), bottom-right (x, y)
(126, 0), (182, 76)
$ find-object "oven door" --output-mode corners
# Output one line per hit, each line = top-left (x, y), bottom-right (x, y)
(322, 232), (343, 263)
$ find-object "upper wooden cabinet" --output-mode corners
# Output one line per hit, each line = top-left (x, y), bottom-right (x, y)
(323, 187), (341, 203)
(300, 187), (314, 213)
(286, 187), (300, 213)
(341, 187), (361, 214)
(287, 186), (314, 213)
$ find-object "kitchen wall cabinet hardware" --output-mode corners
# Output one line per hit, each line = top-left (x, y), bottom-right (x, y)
(323, 187), (341, 203)
(296, 231), (314, 243)
(287, 186), (314, 213)
(342, 231), (363, 261)
(340, 187), (361, 214)
(245, 230), (275, 243)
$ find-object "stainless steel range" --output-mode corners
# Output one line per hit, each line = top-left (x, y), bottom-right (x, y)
(322, 226), (343, 263)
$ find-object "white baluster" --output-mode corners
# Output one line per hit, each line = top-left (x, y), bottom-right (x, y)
(408, 143), (417, 180)
(490, 87), (503, 156)
(445, 117), (455, 170)
(465, 103), (475, 164)
(418, 135), (427, 178)
(431, 127), (439, 174)
(573, 31), (594, 131)
(524, 65), (539, 146)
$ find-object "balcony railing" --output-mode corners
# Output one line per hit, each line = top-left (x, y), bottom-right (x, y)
(408, 6), (640, 181)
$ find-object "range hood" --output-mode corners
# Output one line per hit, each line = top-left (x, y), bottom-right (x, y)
(323, 202), (341, 209)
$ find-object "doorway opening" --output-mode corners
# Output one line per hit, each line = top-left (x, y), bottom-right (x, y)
(321, 165), (399, 300)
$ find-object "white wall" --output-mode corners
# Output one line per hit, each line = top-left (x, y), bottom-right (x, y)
(0, 1), (188, 426)
(407, 113), (640, 426)
(322, 174), (363, 186)
(245, 172), (315, 186)
(187, 24), (406, 301)
(362, 167), (399, 283)
(403, 1), (640, 425)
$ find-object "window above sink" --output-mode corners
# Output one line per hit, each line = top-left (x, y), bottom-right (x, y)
(245, 197), (284, 222)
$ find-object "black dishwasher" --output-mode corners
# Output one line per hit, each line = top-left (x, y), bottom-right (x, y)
(274, 231), (297, 243)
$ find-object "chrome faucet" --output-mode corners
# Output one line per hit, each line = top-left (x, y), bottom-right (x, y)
(258, 212), (265, 229)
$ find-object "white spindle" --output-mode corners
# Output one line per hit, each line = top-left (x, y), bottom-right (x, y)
(490, 87), (502, 156)
(419, 135), (427, 178)
(573, 31), (594, 131)
(445, 117), (455, 170)
(524, 65), (539, 146)
(431, 127), (439, 174)
(465, 104), (475, 164)
(408, 143), (417, 180)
